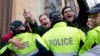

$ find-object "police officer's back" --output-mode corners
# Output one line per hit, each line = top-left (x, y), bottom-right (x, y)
(0, 20), (51, 56)
(42, 11), (86, 56)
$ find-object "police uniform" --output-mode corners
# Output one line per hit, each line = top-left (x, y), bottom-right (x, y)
(79, 3), (100, 56)
(79, 26), (100, 56)
(42, 21), (86, 56)
(7, 32), (49, 56)
(0, 45), (7, 55)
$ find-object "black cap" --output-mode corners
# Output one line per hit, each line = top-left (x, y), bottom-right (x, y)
(88, 3), (100, 14)
(49, 11), (61, 22)
(10, 20), (23, 30)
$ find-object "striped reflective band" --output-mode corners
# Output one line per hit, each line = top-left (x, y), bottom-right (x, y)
(53, 52), (77, 56)
(82, 44), (100, 56)
(17, 50), (39, 56)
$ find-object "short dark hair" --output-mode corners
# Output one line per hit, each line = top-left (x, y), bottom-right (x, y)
(39, 14), (49, 20)
(62, 6), (72, 15)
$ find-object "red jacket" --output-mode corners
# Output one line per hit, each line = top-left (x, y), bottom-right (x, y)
(2, 31), (13, 42)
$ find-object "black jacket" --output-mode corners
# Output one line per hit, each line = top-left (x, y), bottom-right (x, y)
(64, 18), (82, 29)
(38, 26), (49, 36)
(64, 0), (89, 33)
(64, 17), (88, 33)
(29, 20), (49, 36)
(77, 0), (89, 33)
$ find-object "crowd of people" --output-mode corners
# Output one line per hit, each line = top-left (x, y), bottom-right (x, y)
(0, 0), (100, 56)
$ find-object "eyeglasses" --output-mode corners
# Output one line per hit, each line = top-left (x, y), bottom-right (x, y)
(88, 13), (97, 18)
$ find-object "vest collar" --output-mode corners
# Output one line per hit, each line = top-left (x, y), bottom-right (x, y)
(53, 22), (67, 28)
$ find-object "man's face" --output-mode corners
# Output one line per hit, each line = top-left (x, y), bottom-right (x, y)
(89, 13), (100, 26)
(87, 18), (95, 28)
(39, 15), (51, 29)
(63, 8), (74, 22)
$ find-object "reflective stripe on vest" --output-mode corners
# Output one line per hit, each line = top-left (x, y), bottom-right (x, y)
(0, 45), (7, 55)
(53, 52), (77, 56)
(82, 44), (100, 56)
(7, 32), (39, 55)
(17, 50), (39, 56)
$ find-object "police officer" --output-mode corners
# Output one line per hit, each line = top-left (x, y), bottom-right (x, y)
(79, 3), (100, 56)
(42, 11), (86, 56)
(1, 20), (51, 56)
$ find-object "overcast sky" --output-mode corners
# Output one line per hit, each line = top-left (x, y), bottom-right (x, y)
(87, 0), (100, 8)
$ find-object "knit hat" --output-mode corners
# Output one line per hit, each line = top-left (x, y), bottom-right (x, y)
(10, 20), (23, 30)
(88, 3), (100, 14)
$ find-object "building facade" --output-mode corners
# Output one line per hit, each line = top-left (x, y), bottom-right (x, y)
(0, 0), (79, 43)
